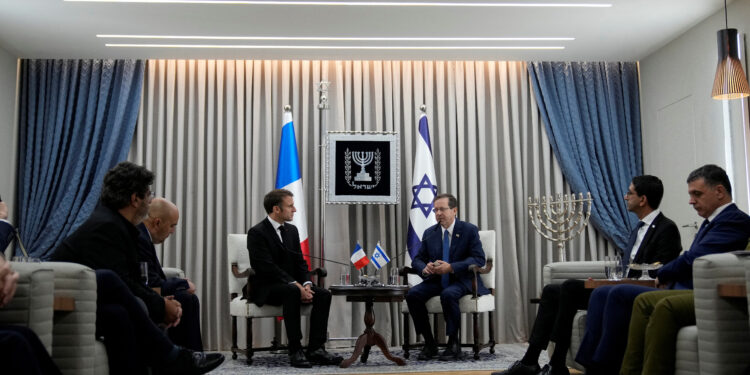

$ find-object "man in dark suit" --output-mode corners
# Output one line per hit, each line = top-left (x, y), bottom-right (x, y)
(137, 197), (203, 352)
(406, 193), (490, 361)
(51, 161), (223, 374)
(0, 200), (13, 251)
(246, 189), (342, 368)
(576, 164), (750, 375)
(495, 175), (682, 375)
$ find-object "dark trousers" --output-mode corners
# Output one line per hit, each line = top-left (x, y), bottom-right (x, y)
(405, 279), (470, 339)
(263, 283), (332, 351)
(168, 291), (203, 352)
(0, 325), (61, 375)
(96, 270), (176, 374)
(575, 284), (656, 373)
(528, 279), (591, 354)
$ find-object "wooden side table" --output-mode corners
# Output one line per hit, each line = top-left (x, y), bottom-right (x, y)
(329, 285), (408, 368)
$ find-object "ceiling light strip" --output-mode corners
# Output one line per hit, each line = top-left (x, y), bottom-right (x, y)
(105, 43), (565, 49)
(70, 0), (611, 7)
(97, 34), (575, 41)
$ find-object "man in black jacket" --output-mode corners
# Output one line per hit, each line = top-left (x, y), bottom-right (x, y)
(51, 161), (223, 374)
(137, 197), (203, 352)
(246, 189), (342, 368)
(494, 175), (682, 375)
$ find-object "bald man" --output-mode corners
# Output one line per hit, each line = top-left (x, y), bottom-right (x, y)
(137, 198), (203, 352)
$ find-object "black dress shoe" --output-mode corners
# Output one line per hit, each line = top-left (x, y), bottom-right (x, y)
(305, 347), (343, 366)
(490, 360), (541, 375)
(417, 344), (438, 360)
(539, 364), (570, 375)
(439, 341), (464, 361)
(163, 348), (225, 375)
(289, 349), (312, 368)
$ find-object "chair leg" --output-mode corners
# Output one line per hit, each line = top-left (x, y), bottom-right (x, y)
(403, 312), (411, 359)
(488, 311), (496, 354)
(231, 316), (238, 360)
(271, 319), (281, 350)
(246, 317), (254, 365)
(472, 312), (480, 359)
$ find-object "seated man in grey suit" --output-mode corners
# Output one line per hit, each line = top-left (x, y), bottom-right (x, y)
(406, 193), (490, 361)
(136, 197), (203, 352)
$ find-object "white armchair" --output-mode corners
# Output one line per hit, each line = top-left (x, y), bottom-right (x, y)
(227, 233), (326, 364)
(401, 230), (496, 360)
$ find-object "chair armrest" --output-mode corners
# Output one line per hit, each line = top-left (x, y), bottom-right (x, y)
(309, 267), (327, 288)
(468, 259), (493, 298)
(231, 262), (254, 298)
(1, 262), (55, 354)
(543, 261), (607, 285)
(162, 267), (185, 279)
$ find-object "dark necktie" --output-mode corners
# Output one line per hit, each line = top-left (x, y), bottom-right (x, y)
(694, 219), (710, 242)
(624, 221), (645, 265)
(442, 230), (450, 288)
(278, 224), (286, 244)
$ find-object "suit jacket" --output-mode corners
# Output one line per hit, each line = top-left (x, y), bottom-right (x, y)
(412, 219), (490, 295)
(0, 220), (13, 251)
(245, 217), (310, 306)
(625, 212), (682, 278)
(50, 204), (166, 322)
(657, 203), (750, 289)
(135, 223), (188, 295)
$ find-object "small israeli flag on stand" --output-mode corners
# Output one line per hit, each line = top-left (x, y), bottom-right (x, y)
(370, 242), (391, 270)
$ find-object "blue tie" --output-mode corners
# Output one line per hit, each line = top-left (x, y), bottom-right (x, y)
(442, 230), (450, 288)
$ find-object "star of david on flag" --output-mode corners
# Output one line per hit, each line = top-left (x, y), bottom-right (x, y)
(370, 243), (391, 269)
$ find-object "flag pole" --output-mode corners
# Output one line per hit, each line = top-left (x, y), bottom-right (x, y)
(317, 80), (331, 271)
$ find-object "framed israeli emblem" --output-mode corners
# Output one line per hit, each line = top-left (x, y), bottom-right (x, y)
(326, 132), (400, 204)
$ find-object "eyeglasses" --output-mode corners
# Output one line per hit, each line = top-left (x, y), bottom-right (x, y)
(625, 191), (636, 197)
(432, 207), (451, 213)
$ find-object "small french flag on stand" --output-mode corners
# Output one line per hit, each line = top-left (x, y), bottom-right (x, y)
(370, 243), (391, 270)
(350, 242), (370, 270)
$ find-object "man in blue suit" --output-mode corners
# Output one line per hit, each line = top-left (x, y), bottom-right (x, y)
(406, 193), (489, 361)
(575, 164), (750, 374)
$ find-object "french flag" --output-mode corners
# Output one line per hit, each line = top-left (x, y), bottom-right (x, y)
(406, 113), (438, 273)
(350, 243), (370, 270)
(276, 109), (311, 270)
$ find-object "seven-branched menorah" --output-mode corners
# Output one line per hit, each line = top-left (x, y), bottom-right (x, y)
(527, 192), (593, 262)
(353, 151), (374, 181)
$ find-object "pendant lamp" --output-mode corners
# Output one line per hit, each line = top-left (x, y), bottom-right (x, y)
(712, 0), (750, 100)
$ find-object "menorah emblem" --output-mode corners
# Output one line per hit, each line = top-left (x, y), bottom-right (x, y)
(352, 151), (374, 182)
(527, 192), (593, 262)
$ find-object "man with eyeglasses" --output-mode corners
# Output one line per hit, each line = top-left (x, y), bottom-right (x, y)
(493, 175), (681, 375)
(51, 162), (225, 374)
(406, 193), (489, 361)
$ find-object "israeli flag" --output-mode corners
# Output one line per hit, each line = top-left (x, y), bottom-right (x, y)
(406, 113), (438, 270)
(370, 243), (391, 270)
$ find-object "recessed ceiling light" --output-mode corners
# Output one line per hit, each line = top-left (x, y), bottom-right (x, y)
(105, 43), (566, 49)
(69, 0), (612, 7)
(97, 34), (575, 41)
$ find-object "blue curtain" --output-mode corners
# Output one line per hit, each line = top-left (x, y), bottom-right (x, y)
(527, 62), (642, 251)
(16, 59), (145, 259)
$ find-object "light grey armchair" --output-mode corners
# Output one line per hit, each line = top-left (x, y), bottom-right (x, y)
(0, 262), (55, 354)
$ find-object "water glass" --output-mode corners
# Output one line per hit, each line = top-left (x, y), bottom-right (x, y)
(340, 266), (351, 285)
(612, 263), (624, 280)
(604, 256), (613, 280)
(139, 262), (149, 286)
(388, 267), (400, 285)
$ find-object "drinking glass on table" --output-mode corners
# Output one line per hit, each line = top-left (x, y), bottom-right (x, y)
(604, 256), (613, 280)
(340, 266), (351, 285)
(388, 267), (399, 285)
(612, 255), (624, 280)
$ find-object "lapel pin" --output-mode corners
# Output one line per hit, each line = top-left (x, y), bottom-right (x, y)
(456, 233), (460, 238)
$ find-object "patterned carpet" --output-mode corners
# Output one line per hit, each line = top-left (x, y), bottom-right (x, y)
(212, 343), (546, 375)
